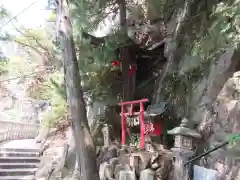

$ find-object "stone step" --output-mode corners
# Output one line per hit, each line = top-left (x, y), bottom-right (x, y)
(0, 157), (40, 163)
(0, 151), (39, 157)
(0, 175), (35, 180)
(0, 163), (39, 169)
(0, 148), (39, 153)
(0, 168), (37, 176)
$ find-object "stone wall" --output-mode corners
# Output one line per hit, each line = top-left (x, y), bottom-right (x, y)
(98, 145), (173, 180)
(0, 120), (40, 141)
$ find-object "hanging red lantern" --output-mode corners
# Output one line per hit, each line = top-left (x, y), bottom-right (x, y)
(112, 60), (121, 67)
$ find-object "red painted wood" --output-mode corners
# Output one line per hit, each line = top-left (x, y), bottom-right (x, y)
(120, 98), (149, 149)
(140, 102), (145, 149)
(152, 121), (163, 136)
(121, 104), (126, 145)
(120, 98), (149, 106)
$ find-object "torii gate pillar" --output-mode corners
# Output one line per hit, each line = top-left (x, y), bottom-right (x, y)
(120, 98), (149, 149)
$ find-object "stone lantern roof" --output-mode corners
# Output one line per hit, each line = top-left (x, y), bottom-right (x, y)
(167, 118), (201, 139)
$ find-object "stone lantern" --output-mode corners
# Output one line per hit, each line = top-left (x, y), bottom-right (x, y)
(168, 118), (201, 180)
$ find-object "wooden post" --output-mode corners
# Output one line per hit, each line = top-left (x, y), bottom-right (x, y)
(121, 104), (126, 146)
(140, 102), (145, 149)
(120, 99), (148, 149)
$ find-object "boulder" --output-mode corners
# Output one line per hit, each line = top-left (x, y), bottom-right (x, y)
(105, 163), (114, 179)
(109, 157), (120, 171)
(119, 170), (136, 180)
(114, 164), (131, 180)
(197, 71), (240, 179)
(140, 169), (156, 180)
(99, 162), (108, 180)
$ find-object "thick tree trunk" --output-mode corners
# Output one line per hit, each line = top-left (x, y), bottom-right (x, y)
(55, 1), (99, 180)
(117, 0), (134, 101)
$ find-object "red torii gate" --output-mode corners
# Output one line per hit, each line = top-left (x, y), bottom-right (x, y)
(120, 98), (149, 149)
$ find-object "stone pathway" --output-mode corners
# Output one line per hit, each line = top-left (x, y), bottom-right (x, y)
(0, 139), (41, 149)
(0, 139), (41, 180)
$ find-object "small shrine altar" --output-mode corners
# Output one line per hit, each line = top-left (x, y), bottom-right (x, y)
(120, 98), (167, 149)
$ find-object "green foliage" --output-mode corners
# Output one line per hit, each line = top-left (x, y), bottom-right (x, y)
(162, 0), (240, 118)
(36, 71), (67, 128)
(46, 10), (57, 22)
(190, 0), (240, 60)
(71, 0), (115, 31)
(128, 133), (140, 147)
(43, 97), (67, 128)
(13, 27), (57, 63)
(0, 6), (8, 18)
(0, 6), (10, 70)
(228, 134), (240, 148)
(9, 26), (66, 127)
(7, 56), (37, 76)
(162, 58), (211, 117)
(0, 55), (8, 75)
(74, 31), (129, 103)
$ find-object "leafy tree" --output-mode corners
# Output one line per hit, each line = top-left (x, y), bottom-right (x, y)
(0, 6), (10, 73)
(71, 0), (133, 102)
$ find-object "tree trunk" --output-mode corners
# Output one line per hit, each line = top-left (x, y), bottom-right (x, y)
(55, 1), (99, 180)
(117, 0), (134, 101)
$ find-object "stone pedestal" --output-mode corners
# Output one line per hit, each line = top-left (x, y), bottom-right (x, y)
(172, 148), (195, 180)
(168, 118), (201, 180)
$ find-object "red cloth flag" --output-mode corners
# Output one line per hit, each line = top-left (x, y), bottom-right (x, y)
(129, 64), (137, 78)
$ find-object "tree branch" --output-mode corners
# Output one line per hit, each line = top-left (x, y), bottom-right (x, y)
(11, 23), (55, 60)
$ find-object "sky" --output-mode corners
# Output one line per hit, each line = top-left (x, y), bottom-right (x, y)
(0, 0), (115, 56)
(0, 0), (51, 56)
(1, 0), (50, 28)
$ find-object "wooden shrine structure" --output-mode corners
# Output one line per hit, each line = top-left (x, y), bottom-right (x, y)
(120, 98), (167, 149)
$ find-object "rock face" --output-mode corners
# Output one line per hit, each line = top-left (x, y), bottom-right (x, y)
(35, 130), (70, 180)
(196, 72), (240, 179)
(153, 33), (240, 178)
(192, 49), (240, 124)
(140, 169), (156, 180)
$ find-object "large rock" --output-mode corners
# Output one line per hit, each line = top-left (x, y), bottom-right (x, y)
(109, 157), (119, 171)
(140, 169), (156, 180)
(99, 162), (108, 180)
(114, 164), (131, 180)
(36, 145), (68, 179)
(193, 49), (240, 124)
(197, 71), (240, 179)
(119, 170), (136, 180)
(105, 163), (114, 179)
(99, 162), (114, 180)
(97, 145), (119, 166)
